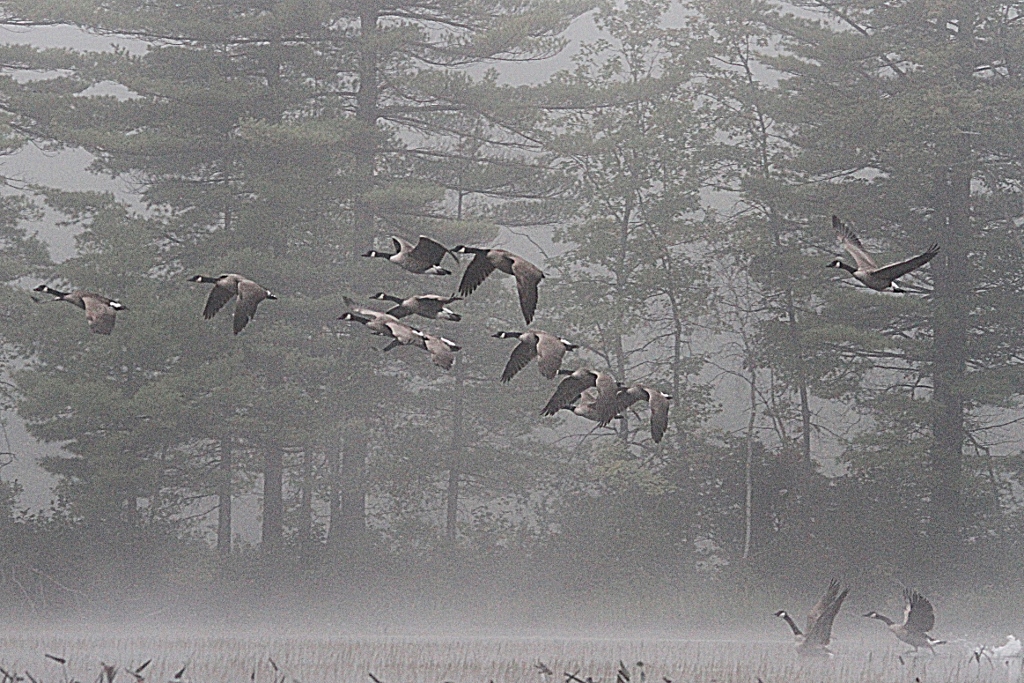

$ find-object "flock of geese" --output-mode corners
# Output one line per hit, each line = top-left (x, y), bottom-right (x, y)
(28, 213), (946, 444)
(27, 216), (943, 446)
(777, 581), (946, 657)
(23, 214), (1018, 660)
(30, 233), (675, 442)
(354, 235), (673, 443)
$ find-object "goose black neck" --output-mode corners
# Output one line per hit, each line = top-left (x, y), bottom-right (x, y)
(36, 285), (68, 297)
(779, 612), (802, 636)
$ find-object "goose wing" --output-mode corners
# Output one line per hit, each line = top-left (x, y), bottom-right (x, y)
(834, 215), (878, 270)
(384, 304), (413, 318)
(202, 279), (237, 319)
(458, 251), (496, 297)
(804, 584), (849, 648)
(614, 385), (648, 415)
(408, 236), (450, 266)
(390, 236), (412, 255)
(534, 332), (567, 379)
(423, 333), (457, 370)
(542, 370), (596, 415)
(382, 320), (422, 345)
(511, 255), (544, 324)
(579, 386), (620, 425)
(647, 389), (671, 443)
(82, 295), (117, 335)
(233, 278), (269, 335)
(870, 244), (940, 281)
(806, 579), (841, 634)
(591, 373), (624, 426)
(501, 333), (539, 383)
(903, 589), (935, 634)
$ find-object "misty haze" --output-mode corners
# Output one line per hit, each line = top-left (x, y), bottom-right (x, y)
(0, 0), (1020, 681)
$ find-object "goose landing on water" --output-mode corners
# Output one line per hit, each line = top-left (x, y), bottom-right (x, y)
(827, 215), (939, 292)
(865, 589), (946, 654)
(33, 285), (127, 335)
(775, 579), (849, 657)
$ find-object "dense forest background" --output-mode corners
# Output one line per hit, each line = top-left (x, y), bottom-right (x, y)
(0, 0), (1021, 629)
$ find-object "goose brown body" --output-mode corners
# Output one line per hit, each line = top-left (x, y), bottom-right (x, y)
(190, 274), (277, 334)
(33, 284), (126, 335)
(453, 246), (544, 324)
(828, 215), (939, 292)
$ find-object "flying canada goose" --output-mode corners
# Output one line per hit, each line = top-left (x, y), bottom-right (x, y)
(613, 384), (673, 443)
(362, 236), (456, 275)
(341, 296), (403, 334)
(341, 306), (459, 370)
(384, 329), (461, 370)
(452, 246), (544, 324)
(775, 579), (850, 656)
(340, 310), (418, 348)
(492, 330), (578, 382)
(559, 386), (625, 424)
(828, 215), (940, 292)
(33, 284), (127, 335)
(541, 368), (618, 416)
(190, 274), (277, 334)
(864, 589), (946, 653)
(370, 292), (463, 321)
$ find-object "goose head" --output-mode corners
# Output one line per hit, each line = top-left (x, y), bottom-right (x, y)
(492, 331), (522, 339)
(362, 249), (390, 258)
(774, 610), (789, 618)
(265, 292), (278, 300)
(826, 259), (856, 273)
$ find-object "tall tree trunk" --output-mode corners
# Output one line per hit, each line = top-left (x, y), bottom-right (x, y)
(339, 435), (367, 540)
(298, 450), (314, 565)
(216, 443), (232, 555)
(326, 446), (342, 547)
(331, 3), (380, 549)
(446, 370), (464, 542)
(261, 449), (284, 556)
(353, 3), (380, 254)
(743, 364), (757, 561)
(928, 148), (970, 572)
